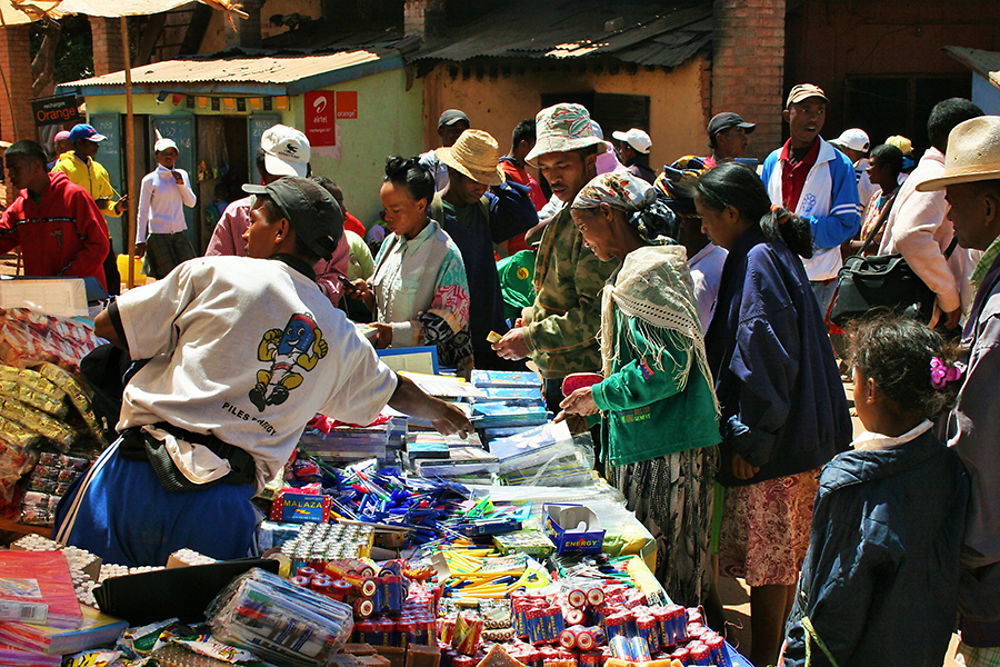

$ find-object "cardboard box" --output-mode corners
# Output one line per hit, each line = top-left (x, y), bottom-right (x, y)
(543, 504), (605, 554)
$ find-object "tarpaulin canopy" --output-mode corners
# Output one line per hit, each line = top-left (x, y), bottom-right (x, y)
(1, 0), (244, 25)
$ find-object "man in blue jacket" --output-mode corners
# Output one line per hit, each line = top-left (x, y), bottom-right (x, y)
(761, 84), (861, 314)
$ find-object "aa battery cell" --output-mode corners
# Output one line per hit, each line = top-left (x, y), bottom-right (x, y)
(382, 575), (403, 611)
(629, 636), (652, 662)
(586, 587), (605, 607)
(567, 589), (587, 608)
(355, 597), (375, 618)
(636, 615), (658, 653)
(565, 608), (585, 626)
(609, 635), (633, 660)
(559, 627), (579, 650)
(688, 642), (711, 665)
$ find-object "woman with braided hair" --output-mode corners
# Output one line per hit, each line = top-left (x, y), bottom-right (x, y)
(559, 171), (721, 608)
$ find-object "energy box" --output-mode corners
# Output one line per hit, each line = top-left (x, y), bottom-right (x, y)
(543, 504), (605, 554)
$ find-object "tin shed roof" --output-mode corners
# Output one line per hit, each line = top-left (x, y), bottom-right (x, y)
(411, 1), (713, 69)
(57, 49), (400, 96)
(943, 46), (1000, 88)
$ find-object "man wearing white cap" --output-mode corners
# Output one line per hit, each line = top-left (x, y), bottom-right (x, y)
(612, 128), (655, 184)
(917, 115), (1000, 664)
(205, 124), (352, 309)
(207, 124), (312, 259)
(830, 128), (878, 208)
(135, 137), (197, 279)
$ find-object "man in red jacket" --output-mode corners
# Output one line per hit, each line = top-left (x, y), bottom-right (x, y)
(1, 140), (110, 291)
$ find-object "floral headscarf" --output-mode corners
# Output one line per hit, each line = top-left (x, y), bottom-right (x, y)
(572, 171), (677, 241)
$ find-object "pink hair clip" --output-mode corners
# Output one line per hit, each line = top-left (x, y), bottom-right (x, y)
(930, 357), (965, 389)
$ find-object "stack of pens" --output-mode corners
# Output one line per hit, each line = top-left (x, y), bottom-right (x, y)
(206, 568), (354, 666)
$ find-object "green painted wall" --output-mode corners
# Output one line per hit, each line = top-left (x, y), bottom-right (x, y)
(79, 66), (423, 232)
(292, 68), (425, 229)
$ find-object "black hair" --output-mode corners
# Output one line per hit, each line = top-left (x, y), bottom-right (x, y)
(927, 98), (983, 152)
(311, 175), (346, 209)
(512, 120), (535, 147)
(848, 315), (963, 419)
(694, 162), (813, 257)
(869, 143), (903, 177)
(5, 140), (47, 167)
(384, 156), (434, 205)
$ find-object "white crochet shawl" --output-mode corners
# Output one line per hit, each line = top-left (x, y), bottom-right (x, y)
(600, 243), (718, 412)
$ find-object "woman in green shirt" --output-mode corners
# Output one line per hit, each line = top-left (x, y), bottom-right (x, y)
(559, 171), (720, 607)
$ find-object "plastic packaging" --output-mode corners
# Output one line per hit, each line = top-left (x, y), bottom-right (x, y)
(205, 567), (354, 665)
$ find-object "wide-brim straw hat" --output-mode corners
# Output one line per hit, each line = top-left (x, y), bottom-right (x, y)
(525, 103), (610, 168)
(917, 116), (1000, 191)
(436, 129), (506, 187)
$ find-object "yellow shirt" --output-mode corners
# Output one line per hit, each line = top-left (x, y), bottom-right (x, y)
(51, 151), (121, 218)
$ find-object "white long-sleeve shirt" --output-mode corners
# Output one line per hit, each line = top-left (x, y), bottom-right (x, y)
(136, 165), (197, 244)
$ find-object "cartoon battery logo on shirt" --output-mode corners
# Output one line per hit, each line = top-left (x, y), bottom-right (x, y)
(250, 313), (327, 411)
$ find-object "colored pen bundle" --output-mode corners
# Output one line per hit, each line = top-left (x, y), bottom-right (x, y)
(206, 568), (354, 666)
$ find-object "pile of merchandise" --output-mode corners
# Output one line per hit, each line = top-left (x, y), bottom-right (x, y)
(0, 309), (106, 527)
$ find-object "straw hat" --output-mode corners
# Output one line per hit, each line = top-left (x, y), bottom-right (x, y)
(436, 129), (505, 186)
(916, 116), (1000, 192)
(525, 103), (609, 168)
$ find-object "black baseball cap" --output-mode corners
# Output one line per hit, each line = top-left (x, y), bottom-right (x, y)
(242, 177), (343, 260)
(707, 112), (756, 139)
(438, 109), (470, 128)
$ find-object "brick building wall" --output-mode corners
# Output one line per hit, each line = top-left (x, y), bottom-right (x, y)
(404, 0), (445, 39)
(89, 17), (125, 76)
(711, 0), (787, 158)
(0, 25), (36, 144)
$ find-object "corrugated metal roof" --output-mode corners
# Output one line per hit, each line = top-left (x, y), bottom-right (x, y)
(62, 50), (382, 87)
(412, 1), (713, 69)
(943, 46), (1000, 87)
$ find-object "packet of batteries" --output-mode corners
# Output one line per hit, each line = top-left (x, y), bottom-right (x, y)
(206, 567), (354, 666)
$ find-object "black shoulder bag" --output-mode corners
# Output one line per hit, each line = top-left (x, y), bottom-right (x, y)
(829, 198), (958, 327)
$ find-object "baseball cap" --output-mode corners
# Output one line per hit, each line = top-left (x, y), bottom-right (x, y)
(830, 128), (870, 153)
(707, 112), (756, 138)
(786, 83), (829, 108)
(242, 177), (343, 260)
(611, 128), (652, 154)
(68, 123), (106, 143)
(53, 130), (71, 145)
(438, 109), (470, 129)
(154, 137), (178, 153)
(260, 124), (310, 178)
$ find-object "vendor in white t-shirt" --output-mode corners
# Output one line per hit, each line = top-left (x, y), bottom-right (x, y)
(54, 176), (471, 567)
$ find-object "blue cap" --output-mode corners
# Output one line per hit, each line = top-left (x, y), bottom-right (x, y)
(68, 123), (107, 143)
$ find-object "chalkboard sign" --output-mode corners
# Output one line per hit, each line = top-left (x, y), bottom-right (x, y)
(89, 113), (124, 250)
(90, 114), (123, 195)
(248, 113), (281, 185)
(150, 115), (197, 246)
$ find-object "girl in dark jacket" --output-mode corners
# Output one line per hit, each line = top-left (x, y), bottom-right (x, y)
(781, 316), (969, 666)
(695, 163), (853, 666)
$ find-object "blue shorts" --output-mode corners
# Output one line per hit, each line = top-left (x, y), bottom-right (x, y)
(54, 440), (258, 567)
